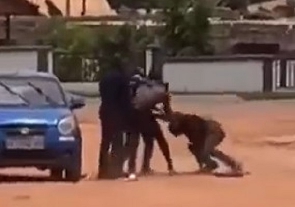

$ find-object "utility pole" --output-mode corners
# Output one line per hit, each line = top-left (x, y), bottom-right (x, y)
(66, 0), (70, 16)
(4, 13), (11, 41)
(81, 0), (86, 16)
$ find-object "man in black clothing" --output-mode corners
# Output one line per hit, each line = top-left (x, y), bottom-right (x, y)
(125, 70), (175, 177)
(125, 109), (175, 176)
(98, 67), (134, 179)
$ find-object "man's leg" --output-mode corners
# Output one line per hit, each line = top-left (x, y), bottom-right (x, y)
(199, 134), (221, 171)
(187, 132), (220, 172)
(98, 117), (112, 179)
(126, 132), (140, 174)
(141, 134), (154, 175)
(110, 131), (125, 178)
(210, 149), (242, 171)
(187, 143), (204, 170)
(154, 122), (175, 174)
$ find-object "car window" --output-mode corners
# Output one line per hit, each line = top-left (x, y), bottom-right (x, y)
(0, 77), (66, 107)
(0, 87), (27, 105)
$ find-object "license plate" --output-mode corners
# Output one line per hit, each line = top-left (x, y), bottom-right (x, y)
(5, 135), (45, 150)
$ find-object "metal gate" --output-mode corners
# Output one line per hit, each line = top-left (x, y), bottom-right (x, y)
(272, 59), (295, 91)
(53, 50), (146, 82)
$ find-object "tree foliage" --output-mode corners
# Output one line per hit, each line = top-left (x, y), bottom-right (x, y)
(159, 0), (213, 56)
(42, 0), (214, 81)
(44, 19), (95, 53)
(43, 20), (153, 81)
(43, 19), (96, 81)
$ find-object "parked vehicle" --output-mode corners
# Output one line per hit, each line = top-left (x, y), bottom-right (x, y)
(0, 71), (85, 182)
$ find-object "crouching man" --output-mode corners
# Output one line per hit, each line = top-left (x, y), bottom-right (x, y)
(164, 111), (244, 176)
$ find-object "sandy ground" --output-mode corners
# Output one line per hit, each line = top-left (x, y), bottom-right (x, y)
(1, 96), (295, 207)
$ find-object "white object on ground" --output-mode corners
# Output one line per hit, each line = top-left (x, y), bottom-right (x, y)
(124, 173), (138, 182)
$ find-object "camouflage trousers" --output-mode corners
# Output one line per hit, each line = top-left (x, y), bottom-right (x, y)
(188, 119), (241, 171)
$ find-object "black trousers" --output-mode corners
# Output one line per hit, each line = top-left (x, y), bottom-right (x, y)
(98, 108), (125, 179)
(125, 116), (173, 174)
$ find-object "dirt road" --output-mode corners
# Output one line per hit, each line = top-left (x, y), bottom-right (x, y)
(1, 96), (295, 207)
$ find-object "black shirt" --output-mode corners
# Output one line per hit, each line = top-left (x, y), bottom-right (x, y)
(99, 70), (131, 111)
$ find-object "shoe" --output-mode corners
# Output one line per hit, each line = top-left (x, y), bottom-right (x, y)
(204, 160), (218, 171)
(140, 168), (155, 176)
(124, 173), (138, 181)
(168, 168), (177, 176)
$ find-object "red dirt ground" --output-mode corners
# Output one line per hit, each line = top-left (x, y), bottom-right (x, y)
(1, 97), (295, 207)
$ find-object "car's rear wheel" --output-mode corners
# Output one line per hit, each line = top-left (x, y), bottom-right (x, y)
(50, 168), (63, 180)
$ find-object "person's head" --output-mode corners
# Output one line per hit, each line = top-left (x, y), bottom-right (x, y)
(168, 111), (186, 137)
(112, 59), (125, 73)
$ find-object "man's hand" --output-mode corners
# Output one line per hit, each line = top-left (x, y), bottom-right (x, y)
(152, 111), (169, 122)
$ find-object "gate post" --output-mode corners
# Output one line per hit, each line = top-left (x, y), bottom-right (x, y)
(146, 39), (165, 81)
(263, 58), (273, 92)
(279, 58), (287, 87)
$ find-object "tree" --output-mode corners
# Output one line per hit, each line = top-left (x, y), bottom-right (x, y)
(95, 24), (153, 78)
(44, 19), (95, 53)
(185, 0), (212, 54)
(159, 0), (213, 56)
(160, 0), (188, 55)
(43, 19), (96, 81)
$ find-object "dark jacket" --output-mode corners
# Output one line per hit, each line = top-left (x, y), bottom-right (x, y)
(100, 70), (130, 105)
(99, 70), (134, 130)
(168, 112), (208, 149)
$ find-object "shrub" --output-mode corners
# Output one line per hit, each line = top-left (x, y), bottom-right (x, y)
(44, 20), (153, 81)
(159, 0), (213, 56)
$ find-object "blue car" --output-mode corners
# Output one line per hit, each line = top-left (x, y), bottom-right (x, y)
(0, 71), (85, 182)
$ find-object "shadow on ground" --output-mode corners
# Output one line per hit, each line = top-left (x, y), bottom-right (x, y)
(0, 173), (87, 183)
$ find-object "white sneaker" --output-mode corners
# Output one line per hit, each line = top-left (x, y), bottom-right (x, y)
(124, 173), (138, 181)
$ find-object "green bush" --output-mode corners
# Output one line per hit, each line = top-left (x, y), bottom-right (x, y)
(43, 2), (214, 81)
(159, 0), (213, 56)
(94, 24), (153, 80)
(44, 19), (97, 81)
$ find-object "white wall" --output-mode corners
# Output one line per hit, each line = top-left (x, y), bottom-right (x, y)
(47, 51), (53, 74)
(0, 51), (37, 73)
(163, 61), (264, 93)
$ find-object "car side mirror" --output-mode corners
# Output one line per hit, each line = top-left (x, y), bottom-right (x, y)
(66, 93), (85, 110)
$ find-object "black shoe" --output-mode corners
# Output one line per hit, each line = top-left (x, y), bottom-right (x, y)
(140, 167), (155, 176)
(203, 160), (218, 172)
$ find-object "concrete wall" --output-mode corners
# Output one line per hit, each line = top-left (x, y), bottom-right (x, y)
(0, 46), (53, 74)
(0, 51), (37, 73)
(163, 57), (266, 93)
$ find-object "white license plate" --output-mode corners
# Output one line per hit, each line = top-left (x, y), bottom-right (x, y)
(5, 135), (45, 150)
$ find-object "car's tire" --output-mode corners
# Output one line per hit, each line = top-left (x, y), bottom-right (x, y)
(50, 168), (63, 180)
(65, 148), (82, 182)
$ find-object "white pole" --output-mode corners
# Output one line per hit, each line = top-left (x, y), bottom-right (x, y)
(145, 49), (152, 76)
